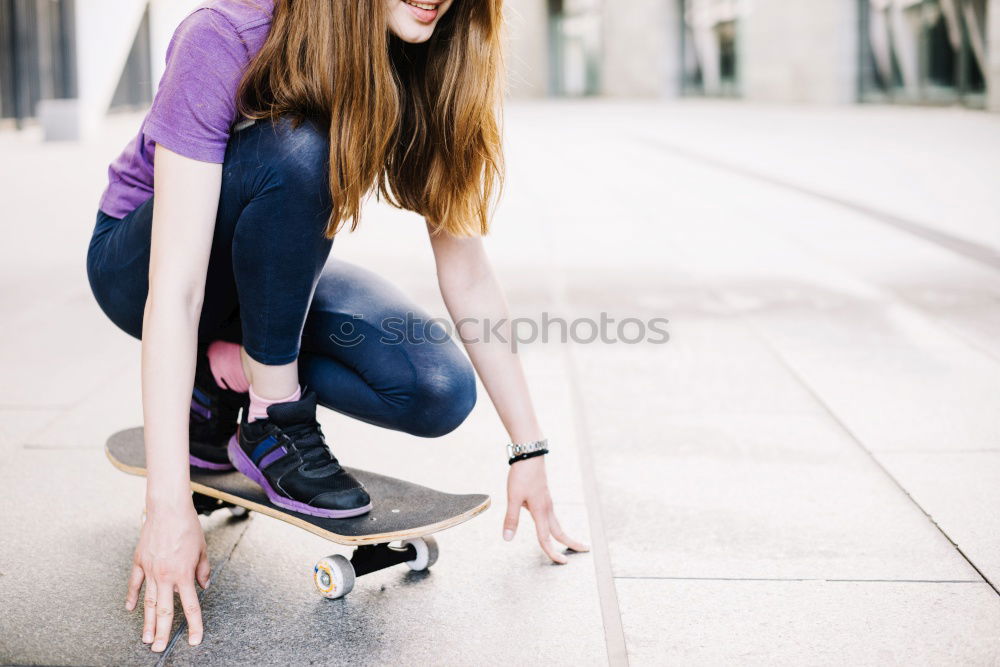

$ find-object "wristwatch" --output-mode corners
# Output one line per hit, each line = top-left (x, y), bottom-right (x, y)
(507, 438), (549, 465)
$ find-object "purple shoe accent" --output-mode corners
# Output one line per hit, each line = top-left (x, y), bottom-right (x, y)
(258, 446), (288, 470)
(227, 436), (372, 519)
(189, 454), (235, 471)
(190, 399), (212, 420)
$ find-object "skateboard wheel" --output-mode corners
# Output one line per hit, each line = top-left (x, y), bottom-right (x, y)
(228, 506), (249, 518)
(313, 554), (355, 599)
(402, 536), (439, 571)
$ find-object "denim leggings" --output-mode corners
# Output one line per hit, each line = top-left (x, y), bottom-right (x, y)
(87, 115), (476, 437)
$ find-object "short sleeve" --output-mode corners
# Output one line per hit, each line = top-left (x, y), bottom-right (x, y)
(143, 9), (250, 163)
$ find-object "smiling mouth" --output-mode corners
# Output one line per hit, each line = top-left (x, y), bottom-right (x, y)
(402, 0), (440, 21)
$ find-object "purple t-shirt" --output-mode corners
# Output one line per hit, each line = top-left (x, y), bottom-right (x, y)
(98, 0), (274, 219)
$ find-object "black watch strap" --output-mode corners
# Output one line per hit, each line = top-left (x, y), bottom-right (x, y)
(509, 448), (548, 465)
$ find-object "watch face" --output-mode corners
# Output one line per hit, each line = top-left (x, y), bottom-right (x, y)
(508, 440), (548, 459)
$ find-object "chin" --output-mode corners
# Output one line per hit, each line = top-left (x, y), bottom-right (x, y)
(393, 25), (436, 44)
(388, 0), (451, 44)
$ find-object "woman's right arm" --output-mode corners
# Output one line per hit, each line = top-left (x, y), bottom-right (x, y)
(124, 145), (223, 653)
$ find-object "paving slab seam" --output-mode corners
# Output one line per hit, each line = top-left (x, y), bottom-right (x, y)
(12, 412), (73, 449)
(156, 517), (253, 665)
(615, 576), (984, 583)
(537, 209), (629, 665)
(562, 344), (630, 667)
(0, 404), (72, 410)
(720, 185), (1000, 370)
(742, 316), (1000, 598)
(9, 358), (138, 449)
(929, 319), (1000, 367)
(635, 135), (1000, 273)
(925, 318), (1000, 367)
(866, 448), (1000, 455)
(1, 285), (90, 338)
(824, 579), (985, 584)
(23, 444), (106, 450)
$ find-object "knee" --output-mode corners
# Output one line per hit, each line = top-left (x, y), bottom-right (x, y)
(230, 115), (334, 264)
(250, 115), (331, 199)
(401, 358), (477, 438)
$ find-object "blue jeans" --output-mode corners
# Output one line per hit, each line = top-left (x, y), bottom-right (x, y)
(87, 115), (475, 437)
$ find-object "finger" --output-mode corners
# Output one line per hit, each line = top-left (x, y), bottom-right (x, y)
(141, 577), (157, 644)
(530, 506), (568, 564)
(178, 581), (204, 646)
(151, 580), (174, 652)
(196, 550), (211, 590)
(549, 510), (590, 553)
(126, 564), (145, 611)
(502, 497), (522, 542)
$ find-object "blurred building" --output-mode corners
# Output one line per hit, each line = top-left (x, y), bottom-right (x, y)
(508, 0), (997, 110)
(1, 0), (997, 138)
(1, 0), (202, 136)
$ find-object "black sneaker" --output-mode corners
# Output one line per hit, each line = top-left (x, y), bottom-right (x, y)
(189, 349), (248, 471)
(227, 391), (372, 518)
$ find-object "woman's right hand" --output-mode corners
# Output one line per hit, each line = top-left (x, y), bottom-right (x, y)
(125, 498), (210, 652)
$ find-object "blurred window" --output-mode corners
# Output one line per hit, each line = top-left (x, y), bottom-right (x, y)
(860, 0), (987, 108)
(681, 0), (744, 97)
(0, 0), (77, 126)
(108, 4), (151, 112)
(547, 0), (602, 96)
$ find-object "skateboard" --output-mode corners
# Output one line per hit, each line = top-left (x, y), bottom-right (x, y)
(106, 427), (490, 599)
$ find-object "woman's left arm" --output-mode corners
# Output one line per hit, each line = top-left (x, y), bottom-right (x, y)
(428, 226), (588, 564)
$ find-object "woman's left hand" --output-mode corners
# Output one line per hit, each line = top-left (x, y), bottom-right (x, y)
(503, 456), (589, 563)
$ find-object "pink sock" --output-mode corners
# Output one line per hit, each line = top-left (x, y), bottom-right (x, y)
(247, 384), (301, 422)
(206, 341), (250, 393)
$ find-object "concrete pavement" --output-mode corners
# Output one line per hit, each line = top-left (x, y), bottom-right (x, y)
(1, 99), (999, 665)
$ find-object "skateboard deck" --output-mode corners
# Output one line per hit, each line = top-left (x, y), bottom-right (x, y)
(106, 427), (490, 546)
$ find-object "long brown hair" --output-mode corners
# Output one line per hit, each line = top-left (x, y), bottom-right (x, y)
(235, 0), (505, 238)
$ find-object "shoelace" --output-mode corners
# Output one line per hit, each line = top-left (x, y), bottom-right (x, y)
(280, 420), (342, 475)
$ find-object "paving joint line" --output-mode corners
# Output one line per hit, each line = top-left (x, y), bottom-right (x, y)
(540, 192), (629, 665)
(729, 183), (1000, 370)
(157, 517), (254, 664)
(637, 135), (1000, 273)
(563, 345), (630, 667)
(615, 576), (984, 583)
(743, 315), (1000, 598)
(8, 358), (137, 450)
(23, 444), (105, 450)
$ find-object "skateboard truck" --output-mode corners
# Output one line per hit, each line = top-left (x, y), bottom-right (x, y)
(314, 537), (439, 599)
(139, 492), (249, 525)
(187, 496), (440, 599)
(191, 494), (439, 600)
(192, 491), (249, 518)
